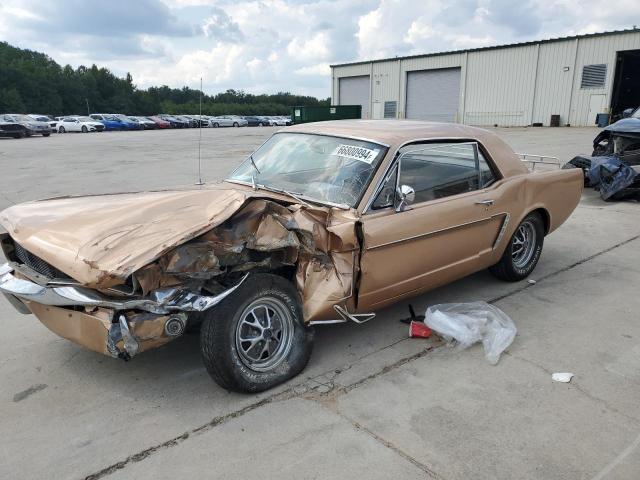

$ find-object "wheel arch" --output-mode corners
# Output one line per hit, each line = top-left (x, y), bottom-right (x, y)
(529, 207), (551, 235)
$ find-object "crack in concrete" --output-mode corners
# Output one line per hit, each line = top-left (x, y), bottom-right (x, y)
(83, 392), (293, 480)
(83, 233), (640, 479)
(506, 352), (640, 425)
(350, 419), (445, 479)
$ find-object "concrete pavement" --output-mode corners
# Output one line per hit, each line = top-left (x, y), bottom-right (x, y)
(0, 126), (638, 479)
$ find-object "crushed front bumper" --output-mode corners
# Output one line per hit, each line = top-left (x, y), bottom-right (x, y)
(0, 263), (246, 315)
(0, 262), (247, 359)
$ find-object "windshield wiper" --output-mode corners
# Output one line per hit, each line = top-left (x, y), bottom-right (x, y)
(255, 183), (314, 208)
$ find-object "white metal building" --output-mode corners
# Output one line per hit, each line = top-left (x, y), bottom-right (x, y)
(331, 29), (640, 127)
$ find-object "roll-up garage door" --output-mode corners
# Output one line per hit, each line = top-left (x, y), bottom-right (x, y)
(339, 75), (370, 119)
(406, 68), (461, 122)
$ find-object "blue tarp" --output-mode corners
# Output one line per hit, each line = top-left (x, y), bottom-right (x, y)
(587, 155), (640, 201)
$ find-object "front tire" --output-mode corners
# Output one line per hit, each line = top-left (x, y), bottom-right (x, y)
(489, 212), (544, 282)
(43, 133), (50, 137)
(81, 126), (88, 133)
(58, 126), (66, 133)
(200, 274), (314, 393)
(233, 122), (239, 127)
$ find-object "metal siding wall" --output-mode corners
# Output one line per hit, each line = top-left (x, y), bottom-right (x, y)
(531, 40), (576, 126)
(569, 33), (640, 126)
(371, 60), (400, 119)
(464, 45), (539, 126)
(339, 76), (370, 118)
(331, 30), (640, 127)
(405, 68), (461, 121)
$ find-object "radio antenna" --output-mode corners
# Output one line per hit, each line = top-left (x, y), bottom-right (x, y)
(195, 77), (204, 186)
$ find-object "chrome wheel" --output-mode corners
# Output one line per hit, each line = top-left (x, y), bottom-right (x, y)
(512, 220), (537, 269)
(235, 297), (294, 372)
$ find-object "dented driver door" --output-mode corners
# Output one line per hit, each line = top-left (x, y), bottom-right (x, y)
(356, 142), (505, 311)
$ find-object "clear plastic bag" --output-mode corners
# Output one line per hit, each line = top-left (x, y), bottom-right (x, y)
(424, 301), (516, 365)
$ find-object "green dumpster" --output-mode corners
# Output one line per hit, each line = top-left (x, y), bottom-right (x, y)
(291, 105), (362, 124)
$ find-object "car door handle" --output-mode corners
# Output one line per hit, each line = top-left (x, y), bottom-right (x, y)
(475, 199), (494, 206)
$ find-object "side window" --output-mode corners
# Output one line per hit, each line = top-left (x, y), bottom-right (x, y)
(371, 164), (398, 209)
(478, 150), (496, 188)
(398, 142), (495, 203)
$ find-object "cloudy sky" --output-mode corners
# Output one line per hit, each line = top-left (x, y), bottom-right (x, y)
(1, 0), (639, 98)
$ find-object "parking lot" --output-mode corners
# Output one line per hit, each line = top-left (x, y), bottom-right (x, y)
(1, 126), (639, 480)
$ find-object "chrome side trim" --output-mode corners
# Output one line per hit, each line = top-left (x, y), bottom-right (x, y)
(0, 263), (248, 315)
(367, 212), (509, 251)
(308, 319), (347, 326)
(492, 213), (511, 249)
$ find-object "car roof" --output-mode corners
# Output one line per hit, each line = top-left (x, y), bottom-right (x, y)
(283, 119), (526, 178)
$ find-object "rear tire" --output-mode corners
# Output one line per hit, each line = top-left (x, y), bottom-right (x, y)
(43, 133), (50, 137)
(489, 212), (544, 282)
(233, 122), (239, 127)
(200, 274), (314, 393)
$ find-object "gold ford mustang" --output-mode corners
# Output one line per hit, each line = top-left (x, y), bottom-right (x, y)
(0, 120), (583, 392)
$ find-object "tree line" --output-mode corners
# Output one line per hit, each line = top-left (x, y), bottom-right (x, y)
(0, 41), (329, 116)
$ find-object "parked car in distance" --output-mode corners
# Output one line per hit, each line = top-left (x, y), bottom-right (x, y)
(184, 115), (210, 128)
(0, 120), (583, 393)
(244, 116), (271, 127)
(112, 114), (143, 130)
(0, 120), (28, 139)
(29, 114), (58, 132)
(128, 116), (157, 130)
(90, 114), (126, 131)
(147, 116), (171, 129)
(268, 116), (289, 126)
(57, 116), (105, 133)
(174, 115), (197, 128)
(210, 115), (248, 127)
(158, 114), (188, 128)
(1, 114), (51, 136)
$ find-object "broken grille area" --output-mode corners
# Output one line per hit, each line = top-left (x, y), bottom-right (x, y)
(13, 242), (70, 279)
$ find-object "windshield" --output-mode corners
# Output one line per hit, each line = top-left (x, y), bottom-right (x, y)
(77, 116), (94, 122)
(4, 114), (32, 122)
(228, 133), (387, 207)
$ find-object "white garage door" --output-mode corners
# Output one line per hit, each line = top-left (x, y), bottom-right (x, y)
(406, 68), (461, 122)
(339, 75), (370, 119)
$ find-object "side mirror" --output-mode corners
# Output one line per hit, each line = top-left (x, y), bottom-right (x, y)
(395, 184), (415, 212)
(622, 108), (634, 118)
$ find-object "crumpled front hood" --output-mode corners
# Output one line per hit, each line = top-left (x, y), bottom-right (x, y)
(0, 185), (254, 287)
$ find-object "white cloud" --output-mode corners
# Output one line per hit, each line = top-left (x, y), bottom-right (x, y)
(294, 63), (331, 76)
(287, 32), (330, 61)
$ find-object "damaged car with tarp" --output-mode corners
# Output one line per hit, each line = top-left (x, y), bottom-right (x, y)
(0, 121), (583, 392)
(564, 113), (640, 201)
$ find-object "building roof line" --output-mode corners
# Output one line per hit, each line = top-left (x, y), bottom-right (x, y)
(330, 27), (640, 68)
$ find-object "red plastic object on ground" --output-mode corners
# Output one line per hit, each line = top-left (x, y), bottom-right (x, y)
(409, 321), (432, 338)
